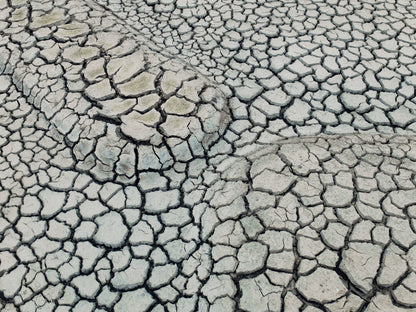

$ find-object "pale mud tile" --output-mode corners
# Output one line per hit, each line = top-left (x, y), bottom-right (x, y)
(62, 46), (100, 64)
(296, 267), (348, 303)
(30, 8), (69, 30)
(117, 72), (157, 97)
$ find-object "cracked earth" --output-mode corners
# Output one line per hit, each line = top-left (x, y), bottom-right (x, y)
(1, 0), (416, 311)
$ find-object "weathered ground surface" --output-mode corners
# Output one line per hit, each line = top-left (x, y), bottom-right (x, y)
(0, 0), (416, 311)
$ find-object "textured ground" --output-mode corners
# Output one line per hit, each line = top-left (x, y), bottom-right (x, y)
(1, 0), (416, 311)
